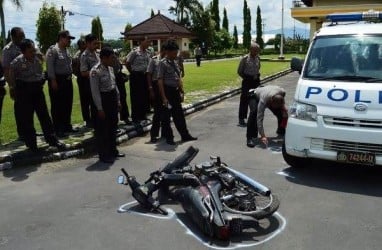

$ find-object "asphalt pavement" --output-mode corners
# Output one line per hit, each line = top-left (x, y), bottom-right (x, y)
(0, 72), (381, 250)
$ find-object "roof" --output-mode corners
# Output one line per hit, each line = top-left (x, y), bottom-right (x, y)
(317, 22), (382, 36)
(122, 13), (194, 40)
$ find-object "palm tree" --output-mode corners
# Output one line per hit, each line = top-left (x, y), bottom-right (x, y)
(169, 0), (202, 25)
(0, 0), (22, 47)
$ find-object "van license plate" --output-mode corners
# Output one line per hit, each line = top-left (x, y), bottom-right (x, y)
(337, 151), (375, 166)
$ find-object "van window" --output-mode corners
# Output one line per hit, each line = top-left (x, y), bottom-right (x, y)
(304, 35), (382, 82)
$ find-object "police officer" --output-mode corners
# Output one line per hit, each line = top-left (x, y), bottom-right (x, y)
(2, 27), (25, 139)
(157, 40), (197, 145)
(146, 44), (166, 142)
(246, 85), (288, 148)
(46, 30), (76, 137)
(80, 34), (100, 128)
(194, 45), (202, 67)
(9, 39), (65, 152)
(125, 37), (151, 122)
(72, 39), (88, 126)
(0, 60), (5, 123)
(90, 47), (125, 163)
(237, 42), (261, 127)
(111, 50), (131, 125)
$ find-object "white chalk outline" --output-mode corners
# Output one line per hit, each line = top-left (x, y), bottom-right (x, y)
(118, 201), (287, 249)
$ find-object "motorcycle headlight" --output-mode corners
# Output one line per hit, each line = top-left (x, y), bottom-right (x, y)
(289, 101), (317, 121)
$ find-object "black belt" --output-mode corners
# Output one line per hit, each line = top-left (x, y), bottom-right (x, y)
(55, 74), (72, 80)
(131, 71), (146, 75)
(16, 79), (45, 87)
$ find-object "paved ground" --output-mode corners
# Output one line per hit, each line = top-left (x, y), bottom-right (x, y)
(1, 72), (382, 250)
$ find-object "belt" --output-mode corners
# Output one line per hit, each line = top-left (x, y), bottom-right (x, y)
(16, 79), (45, 87)
(55, 74), (72, 80)
(131, 71), (146, 75)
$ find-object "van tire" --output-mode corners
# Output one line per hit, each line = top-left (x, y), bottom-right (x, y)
(282, 142), (310, 168)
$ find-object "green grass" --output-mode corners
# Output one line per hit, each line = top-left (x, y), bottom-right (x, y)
(0, 58), (289, 144)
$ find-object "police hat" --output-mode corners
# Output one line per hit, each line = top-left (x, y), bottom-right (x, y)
(58, 30), (75, 40)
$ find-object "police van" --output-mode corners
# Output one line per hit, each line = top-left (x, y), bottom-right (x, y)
(283, 11), (382, 168)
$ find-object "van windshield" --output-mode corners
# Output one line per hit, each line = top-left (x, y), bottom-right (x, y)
(303, 35), (382, 82)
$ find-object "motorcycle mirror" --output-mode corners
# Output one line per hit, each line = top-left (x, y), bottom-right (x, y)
(117, 175), (125, 185)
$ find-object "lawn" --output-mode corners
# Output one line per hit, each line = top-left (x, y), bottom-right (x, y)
(0, 58), (289, 144)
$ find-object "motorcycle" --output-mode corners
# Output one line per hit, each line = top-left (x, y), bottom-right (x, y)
(117, 146), (280, 240)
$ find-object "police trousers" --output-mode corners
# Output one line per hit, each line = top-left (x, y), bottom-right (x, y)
(115, 72), (130, 121)
(0, 87), (5, 124)
(78, 77), (97, 124)
(161, 85), (190, 140)
(94, 89), (119, 159)
(246, 97), (288, 139)
(239, 76), (260, 120)
(149, 81), (163, 138)
(129, 71), (149, 122)
(16, 80), (57, 148)
(49, 74), (73, 133)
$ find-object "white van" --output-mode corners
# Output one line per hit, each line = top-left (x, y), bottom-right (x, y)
(283, 11), (382, 168)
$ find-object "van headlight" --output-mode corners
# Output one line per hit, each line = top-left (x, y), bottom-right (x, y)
(289, 101), (317, 121)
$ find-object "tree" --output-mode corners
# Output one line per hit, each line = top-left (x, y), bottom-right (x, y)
(191, 6), (215, 54)
(36, 2), (61, 53)
(0, 0), (22, 48)
(255, 5), (264, 49)
(151, 9), (155, 17)
(124, 23), (133, 34)
(169, 0), (203, 26)
(233, 25), (238, 49)
(242, 0), (251, 49)
(222, 7), (228, 32)
(211, 0), (220, 31)
(211, 29), (232, 54)
(91, 16), (104, 41)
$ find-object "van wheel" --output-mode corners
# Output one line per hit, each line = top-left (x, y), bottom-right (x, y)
(282, 143), (310, 168)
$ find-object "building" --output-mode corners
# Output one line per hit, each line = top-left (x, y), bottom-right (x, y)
(121, 13), (194, 54)
(291, 0), (382, 39)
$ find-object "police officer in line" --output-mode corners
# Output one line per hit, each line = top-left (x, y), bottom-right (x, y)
(157, 40), (197, 145)
(246, 85), (288, 148)
(2, 27), (25, 140)
(72, 38), (88, 126)
(9, 39), (66, 152)
(146, 44), (166, 143)
(111, 50), (132, 125)
(80, 34), (100, 128)
(237, 42), (261, 127)
(194, 45), (202, 67)
(0, 60), (5, 123)
(125, 37), (151, 123)
(46, 30), (77, 137)
(90, 47), (125, 164)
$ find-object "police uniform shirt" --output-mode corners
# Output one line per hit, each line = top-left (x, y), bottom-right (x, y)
(146, 55), (161, 81)
(89, 63), (120, 111)
(10, 54), (44, 85)
(111, 56), (122, 74)
(80, 49), (100, 73)
(255, 85), (286, 136)
(126, 48), (151, 72)
(2, 41), (21, 69)
(46, 44), (72, 79)
(237, 54), (261, 78)
(157, 58), (181, 88)
(72, 50), (83, 77)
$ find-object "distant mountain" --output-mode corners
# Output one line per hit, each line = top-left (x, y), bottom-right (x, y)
(265, 27), (309, 39)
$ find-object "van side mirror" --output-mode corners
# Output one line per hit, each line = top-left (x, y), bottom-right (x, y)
(291, 57), (303, 74)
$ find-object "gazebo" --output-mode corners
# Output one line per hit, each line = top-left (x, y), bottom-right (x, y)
(121, 13), (195, 54)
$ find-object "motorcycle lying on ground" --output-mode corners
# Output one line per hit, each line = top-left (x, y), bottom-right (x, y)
(117, 146), (280, 240)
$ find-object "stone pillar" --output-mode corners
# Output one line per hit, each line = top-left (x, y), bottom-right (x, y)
(158, 39), (161, 52)
(309, 19), (323, 40)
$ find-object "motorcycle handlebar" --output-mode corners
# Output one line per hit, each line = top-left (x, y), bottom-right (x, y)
(162, 146), (199, 174)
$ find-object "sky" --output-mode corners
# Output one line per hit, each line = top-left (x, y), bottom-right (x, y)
(3, 0), (309, 42)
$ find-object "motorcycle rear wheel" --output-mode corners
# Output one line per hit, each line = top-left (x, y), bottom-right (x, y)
(222, 193), (280, 220)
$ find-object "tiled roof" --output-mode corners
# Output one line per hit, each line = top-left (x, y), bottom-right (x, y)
(122, 14), (194, 39)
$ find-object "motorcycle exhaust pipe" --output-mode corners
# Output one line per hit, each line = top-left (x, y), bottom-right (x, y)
(224, 167), (271, 196)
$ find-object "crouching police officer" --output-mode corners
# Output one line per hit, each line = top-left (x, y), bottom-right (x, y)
(90, 47), (125, 163)
(157, 40), (197, 145)
(246, 85), (288, 148)
(9, 39), (66, 152)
